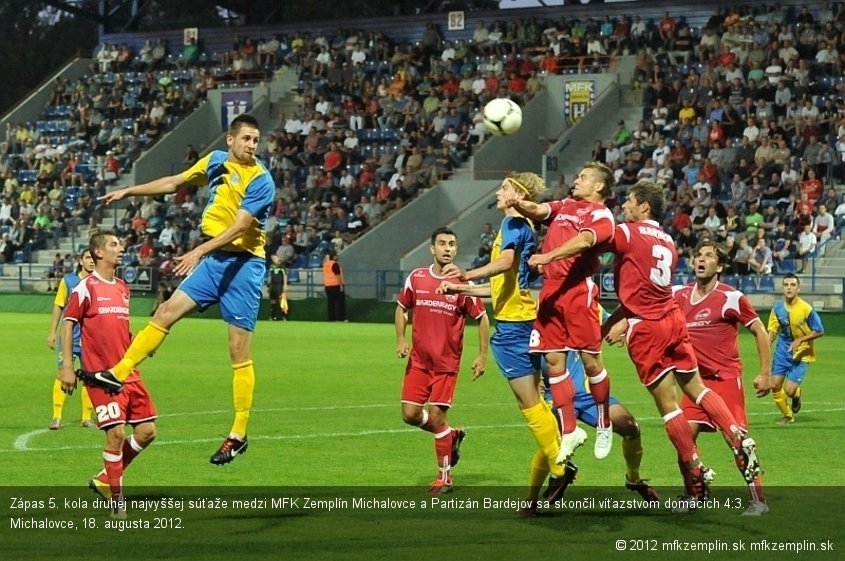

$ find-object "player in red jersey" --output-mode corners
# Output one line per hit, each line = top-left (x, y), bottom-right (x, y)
(603, 182), (756, 504)
(673, 239), (772, 515)
(395, 227), (489, 494)
(504, 162), (616, 462)
(59, 231), (157, 519)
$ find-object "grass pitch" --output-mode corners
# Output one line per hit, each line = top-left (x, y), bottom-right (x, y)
(0, 312), (841, 560)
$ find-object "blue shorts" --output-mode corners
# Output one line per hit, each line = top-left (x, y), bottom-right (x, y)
(574, 392), (620, 428)
(772, 352), (810, 385)
(491, 321), (540, 379)
(178, 251), (265, 332)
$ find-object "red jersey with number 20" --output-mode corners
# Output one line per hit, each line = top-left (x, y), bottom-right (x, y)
(541, 198), (615, 282)
(612, 220), (678, 320)
(397, 266), (487, 373)
(63, 271), (140, 382)
(673, 282), (760, 380)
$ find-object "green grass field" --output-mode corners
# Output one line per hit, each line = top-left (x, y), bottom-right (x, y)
(0, 312), (842, 560)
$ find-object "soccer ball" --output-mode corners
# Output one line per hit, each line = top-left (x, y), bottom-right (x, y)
(483, 98), (523, 136)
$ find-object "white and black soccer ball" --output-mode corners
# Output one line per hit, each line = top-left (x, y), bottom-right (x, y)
(483, 98), (523, 136)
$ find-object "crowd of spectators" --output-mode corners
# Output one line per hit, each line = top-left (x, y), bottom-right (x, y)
(584, 3), (845, 289)
(0, 35), (226, 271)
(2, 11), (634, 278)
(14, 6), (845, 293)
(257, 22), (555, 270)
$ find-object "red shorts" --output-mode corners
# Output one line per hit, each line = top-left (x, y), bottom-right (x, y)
(626, 309), (698, 386)
(86, 379), (158, 429)
(681, 376), (747, 431)
(401, 363), (458, 408)
(531, 278), (601, 354)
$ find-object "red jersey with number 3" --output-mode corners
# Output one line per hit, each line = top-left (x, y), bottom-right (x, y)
(612, 220), (678, 320)
(63, 271), (140, 382)
(673, 282), (760, 380)
(541, 198), (615, 282)
(397, 265), (487, 372)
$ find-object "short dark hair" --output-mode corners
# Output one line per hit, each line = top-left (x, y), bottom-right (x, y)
(228, 114), (260, 136)
(584, 161), (615, 200)
(693, 239), (728, 266)
(783, 272), (800, 285)
(430, 227), (457, 245)
(629, 181), (666, 221)
(89, 230), (118, 262)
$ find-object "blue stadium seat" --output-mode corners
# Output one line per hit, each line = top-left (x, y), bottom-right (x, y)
(287, 269), (301, 283)
(14, 250), (25, 264)
(292, 254), (307, 269)
(758, 276), (775, 293)
(672, 273), (687, 286)
(740, 276), (757, 294)
(722, 275), (739, 289)
(308, 253), (323, 268)
(676, 257), (689, 274)
(777, 259), (796, 274)
(380, 128), (396, 143)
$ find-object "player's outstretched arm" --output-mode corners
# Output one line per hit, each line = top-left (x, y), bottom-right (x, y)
(465, 248), (516, 282)
(505, 196), (550, 222)
(437, 280), (492, 298)
(99, 174), (185, 204)
(528, 230), (596, 267)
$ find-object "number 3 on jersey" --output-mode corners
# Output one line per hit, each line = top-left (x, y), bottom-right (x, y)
(650, 245), (673, 287)
(96, 402), (121, 423)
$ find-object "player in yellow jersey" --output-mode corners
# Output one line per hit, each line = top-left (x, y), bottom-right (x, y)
(94, 114), (275, 464)
(46, 250), (96, 429)
(439, 173), (580, 508)
(767, 273), (824, 424)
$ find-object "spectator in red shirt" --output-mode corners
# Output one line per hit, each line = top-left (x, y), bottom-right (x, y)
(323, 143), (344, 174)
(800, 168), (823, 207)
(484, 71), (500, 94)
(507, 72), (527, 102)
(672, 204), (693, 233)
(708, 120), (725, 148)
(659, 12), (676, 49)
(697, 158), (720, 189)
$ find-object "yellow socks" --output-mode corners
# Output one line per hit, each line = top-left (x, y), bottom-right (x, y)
(231, 360), (255, 438)
(51, 379), (66, 419)
(522, 401), (564, 477)
(112, 322), (169, 381)
(773, 389), (793, 419)
(527, 449), (550, 501)
(622, 434), (643, 482)
(80, 386), (94, 421)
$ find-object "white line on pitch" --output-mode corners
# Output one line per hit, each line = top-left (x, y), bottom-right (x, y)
(156, 402), (519, 418)
(13, 429), (50, 452)
(4, 407), (844, 454)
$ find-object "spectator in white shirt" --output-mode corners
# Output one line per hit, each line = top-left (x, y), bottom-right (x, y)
(797, 223), (817, 272)
(813, 204), (835, 255)
(742, 117), (760, 143)
(604, 141), (622, 166)
(284, 113), (302, 134)
(652, 138), (669, 167)
(765, 57), (783, 85)
(158, 220), (177, 249)
(651, 99), (668, 128)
